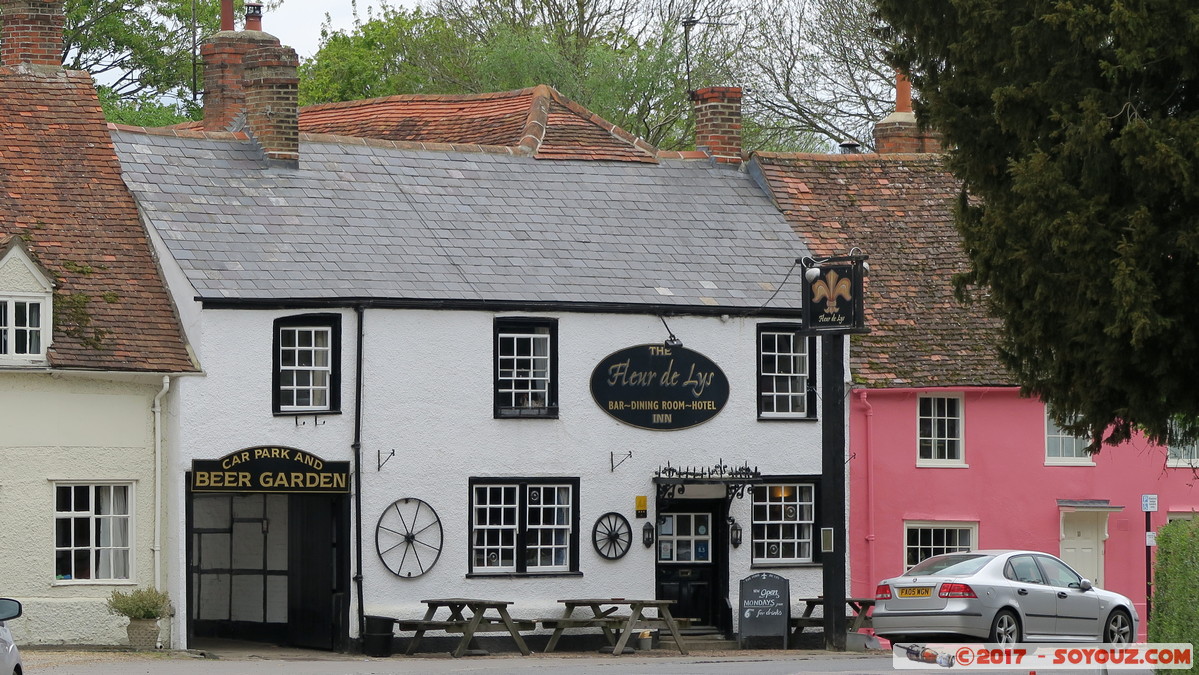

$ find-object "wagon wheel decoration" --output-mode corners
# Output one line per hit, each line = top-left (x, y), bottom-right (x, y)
(376, 498), (443, 578)
(591, 512), (632, 560)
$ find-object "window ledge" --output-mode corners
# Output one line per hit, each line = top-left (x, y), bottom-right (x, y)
(750, 561), (822, 569)
(1045, 459), (1096, 467)
(465, 571), (582, 579)
(916, 461), (969, 468)
(757, 416), (820, 422)
(1166, 460), (1199, 469)
(51, 579), (137, 587)
(495, 407), (559, 419)
(273, 410), (342, 417)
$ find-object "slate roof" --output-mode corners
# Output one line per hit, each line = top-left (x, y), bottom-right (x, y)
(109, 127), (807, 313)
(298, 86), (661, 163)
(753, 152), (1011, 388)
(0, 66), (194, 372)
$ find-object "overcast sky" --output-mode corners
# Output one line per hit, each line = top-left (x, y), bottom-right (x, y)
(259, 0), (395, 59)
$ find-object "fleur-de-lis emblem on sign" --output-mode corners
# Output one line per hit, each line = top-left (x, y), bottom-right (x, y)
(811, 270), (852, 314)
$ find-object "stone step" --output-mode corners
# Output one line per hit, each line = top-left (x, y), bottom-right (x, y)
(658, 631), (738, 651)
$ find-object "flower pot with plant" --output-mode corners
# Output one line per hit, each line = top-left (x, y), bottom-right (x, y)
(106, 588), (170, 650)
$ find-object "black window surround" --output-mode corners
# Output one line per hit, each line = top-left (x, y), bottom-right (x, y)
(272, 313), (342, 416)
(749, 474), (822, 567)
(493, 317), (559, 419)
(756, 323), (818, 420)
(467, 477), (580, 576)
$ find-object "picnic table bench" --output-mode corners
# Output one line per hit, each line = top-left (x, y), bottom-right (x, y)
(541, 598), (690, 655)
(790, 597), (876, 640)
(397, 598), (534, 658)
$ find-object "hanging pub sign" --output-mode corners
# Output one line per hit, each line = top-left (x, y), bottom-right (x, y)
(190, 445), (350, 494)
(800, 253), (869, 334)
(590, 344), (729, 430)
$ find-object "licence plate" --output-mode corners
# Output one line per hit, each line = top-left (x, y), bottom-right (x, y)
(898, 587), (932, 598)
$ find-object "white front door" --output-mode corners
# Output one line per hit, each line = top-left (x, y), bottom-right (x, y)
(1059, 511), (1104, 587)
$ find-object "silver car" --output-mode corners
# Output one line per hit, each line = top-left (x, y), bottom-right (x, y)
(873, 550), (1137, 644)
(0, 598), (20, 675)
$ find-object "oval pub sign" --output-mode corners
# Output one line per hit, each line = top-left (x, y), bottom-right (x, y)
(590, 344), (729, 430)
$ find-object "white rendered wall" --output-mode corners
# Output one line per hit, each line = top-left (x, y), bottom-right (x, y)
(164, 306), (832, 641)
(0, 372), (167, 646)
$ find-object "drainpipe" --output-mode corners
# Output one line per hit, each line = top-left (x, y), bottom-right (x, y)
(353, 305), (365, 643)
(153, 375), (171, 591)
(855, 390), (875, 596)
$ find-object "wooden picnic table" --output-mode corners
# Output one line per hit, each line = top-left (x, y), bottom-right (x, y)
(541, 598), (689, 655)
(790, 596), (876, 639)
(397, 598), (533, 658)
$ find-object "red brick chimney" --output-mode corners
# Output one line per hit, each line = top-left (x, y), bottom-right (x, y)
(201, 2), (278, 132)
(693, 86), (742, 164)
(0, 0), (63, 67)
(243, 43), (299, 164)
(874, 71), (941, 154)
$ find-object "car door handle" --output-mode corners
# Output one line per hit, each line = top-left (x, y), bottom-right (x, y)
(1017, 589), (1029, 595)
(1057, 592), (1068, 599)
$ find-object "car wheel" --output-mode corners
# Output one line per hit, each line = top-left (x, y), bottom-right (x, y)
(1105, 610), (1132, 644)
(989, 609), (1021, 645)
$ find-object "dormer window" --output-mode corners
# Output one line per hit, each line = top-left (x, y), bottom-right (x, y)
(0, 239), (53, 365)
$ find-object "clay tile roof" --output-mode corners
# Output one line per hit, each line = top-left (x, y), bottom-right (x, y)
(753, 151), (1011, 388)
(0, 66), (194, 372)
(298, 85), (658, 163)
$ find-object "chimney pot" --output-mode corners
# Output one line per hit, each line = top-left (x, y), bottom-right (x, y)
(839, 142), (861, 154)
(245, 2), (263, 31)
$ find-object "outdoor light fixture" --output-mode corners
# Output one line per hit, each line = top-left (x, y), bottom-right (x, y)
(642, 521), (655, 548)
(804, 266), (822, 283)
(659, 316), (683, 349)
(728, 517), (742, 548)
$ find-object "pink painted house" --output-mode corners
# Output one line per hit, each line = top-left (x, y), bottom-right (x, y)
(753, 89), (1199, 640)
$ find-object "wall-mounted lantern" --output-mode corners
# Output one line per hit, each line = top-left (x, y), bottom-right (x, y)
(642, 521), (655, 548)
(728, 517), (743, 548)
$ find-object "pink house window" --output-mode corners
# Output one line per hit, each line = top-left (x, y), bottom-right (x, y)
(918, 395), (963, 464)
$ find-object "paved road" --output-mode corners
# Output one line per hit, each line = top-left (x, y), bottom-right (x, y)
(20, 647), (1160, 675)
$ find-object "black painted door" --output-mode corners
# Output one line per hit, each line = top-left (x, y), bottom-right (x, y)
(655, 499), (725, 628)
(288, 495), (343, 650)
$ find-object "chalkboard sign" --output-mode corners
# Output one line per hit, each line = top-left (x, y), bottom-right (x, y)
(738, 572), (790, 648)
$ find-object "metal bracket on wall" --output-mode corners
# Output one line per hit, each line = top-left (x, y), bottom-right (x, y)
(611, 450), (633, 472)
(378, 448), (395, 471)
(294, 414), (325, 427)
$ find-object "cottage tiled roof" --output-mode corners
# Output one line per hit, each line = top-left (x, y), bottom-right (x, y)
(753, 152), (1011, 388)
(0, 66), (194, 372)
(110, 127), (806, 313)
(298, 85), (659, 163)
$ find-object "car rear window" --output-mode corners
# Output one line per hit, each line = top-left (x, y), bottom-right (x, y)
(905, 553), (993, 576)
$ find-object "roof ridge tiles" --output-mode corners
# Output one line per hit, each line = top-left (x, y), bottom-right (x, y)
(299, 131), (517, 155)
(107, 122), (250, 141)
(300, 87), (538, 114)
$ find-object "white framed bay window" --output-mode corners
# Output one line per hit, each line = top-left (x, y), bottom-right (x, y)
(469, 478), (579, 575)
(751, 481), (817, 564)
(54, 483), (133, 582)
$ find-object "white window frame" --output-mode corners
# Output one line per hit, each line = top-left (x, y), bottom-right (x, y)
(917, 394), (966, 466)
(758, 326), (814, 419)
(1167, 511), (1198, 523)
(277, 324), (332, 412)
(751, 483), (816, 564)
(494, 318), (557, 418)
(656, 513), (713, 564)
(1167, 442), (1199, 468)
(53, 482), (134, 583)
(1045, 410), (1095, 466)
(904, 520), (977, 570)
(469, 479), (576, 575)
